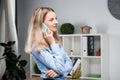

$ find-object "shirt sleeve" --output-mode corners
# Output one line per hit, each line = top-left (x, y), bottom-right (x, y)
(62, 47), (73, 73)
(51, 44), (73, 74)
(32, 43), (68, 74)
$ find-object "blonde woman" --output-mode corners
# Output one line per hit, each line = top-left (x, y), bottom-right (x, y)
(25, 7), (73, 80)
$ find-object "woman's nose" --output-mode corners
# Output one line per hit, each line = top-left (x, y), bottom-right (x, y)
(55, 19), (58, 24)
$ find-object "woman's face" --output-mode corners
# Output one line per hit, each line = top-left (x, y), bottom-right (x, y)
(44, 11), (58, 32)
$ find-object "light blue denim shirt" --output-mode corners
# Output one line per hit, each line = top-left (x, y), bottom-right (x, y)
(32, 43), (73, 80)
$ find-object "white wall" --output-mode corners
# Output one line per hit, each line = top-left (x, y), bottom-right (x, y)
(17, 0), (120, 80)
(109, 35), (120, 80)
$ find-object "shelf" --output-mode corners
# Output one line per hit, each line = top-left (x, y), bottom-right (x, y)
(82, 56), (101, 59)
(81, 34), (102, 37)
(59, 34), (102, 36)
(81, 76), (101, 80)
(69, 55), (81, 57)
(59, 34), (81, 36)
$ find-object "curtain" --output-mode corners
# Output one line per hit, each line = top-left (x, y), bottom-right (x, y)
(0, 0), (18, 79)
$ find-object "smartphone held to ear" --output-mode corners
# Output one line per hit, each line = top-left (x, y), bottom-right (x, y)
(42, 23), (50, 33)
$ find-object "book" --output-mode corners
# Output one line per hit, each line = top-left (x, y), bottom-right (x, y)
(87, 36), (94, 56)
(82, 37), (88, 56)
(70, 58), (81, 75)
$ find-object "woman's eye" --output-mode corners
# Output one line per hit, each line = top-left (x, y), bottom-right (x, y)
(56, 17), (57, 20)
(49, 19), (53, 21)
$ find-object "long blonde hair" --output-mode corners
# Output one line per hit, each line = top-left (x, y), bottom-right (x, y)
(25, 7), (61, 54)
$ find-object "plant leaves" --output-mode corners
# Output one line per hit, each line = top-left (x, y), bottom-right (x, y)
(1, 41), (27, 80)
(19, 60), (27, 67)
(0, 43), (7, 47)
(18, 68), (26, 79)
(17, 55), (21, 60)
(7, 41), (15, 46)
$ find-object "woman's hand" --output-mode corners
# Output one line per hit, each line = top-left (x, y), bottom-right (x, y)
(42, 30), (55, 45)
(45, 69), (60, 78)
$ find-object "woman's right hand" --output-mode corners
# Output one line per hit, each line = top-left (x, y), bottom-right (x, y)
(42, 30), (55, 45)
(45, 69), (60, 78)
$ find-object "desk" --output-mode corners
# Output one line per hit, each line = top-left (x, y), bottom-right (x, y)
(25, 76), (42, 80)
(25, 76), (80, 80)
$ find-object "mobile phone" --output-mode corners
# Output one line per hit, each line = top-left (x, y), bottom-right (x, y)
(42, 23), (50, 33)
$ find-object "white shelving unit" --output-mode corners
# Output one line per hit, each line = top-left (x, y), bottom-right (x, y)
(59, 34), (109, 80)
(30, 34), (109, 80)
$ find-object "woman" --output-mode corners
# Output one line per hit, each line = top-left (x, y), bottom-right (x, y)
(25, 7), (73, 80)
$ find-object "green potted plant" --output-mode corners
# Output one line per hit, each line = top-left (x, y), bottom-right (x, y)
(60, 23), (75, 34)
(0, 41), (27, 80)
(34, 63), (41, 74)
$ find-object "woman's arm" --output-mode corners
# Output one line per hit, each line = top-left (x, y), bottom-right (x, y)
(32, 46), (65, 74)
(50, 44), (73, 73)
(32, 43), (73, 75)
(63, 51), (73, 73)
(38, 31), (71, 74)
